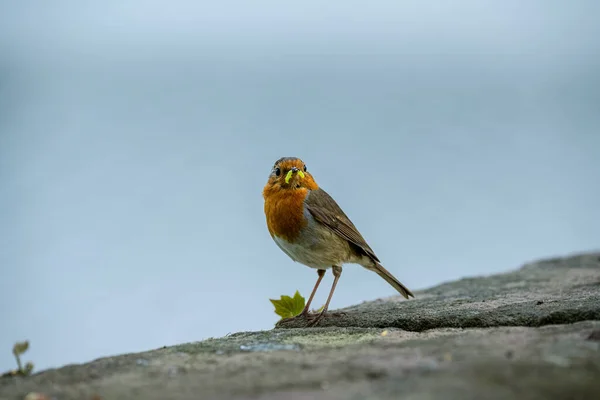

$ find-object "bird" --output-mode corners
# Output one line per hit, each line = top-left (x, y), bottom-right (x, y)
(263, 157), (414, 326)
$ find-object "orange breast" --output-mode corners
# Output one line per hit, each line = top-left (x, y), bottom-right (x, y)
(264, 188), (309, 242)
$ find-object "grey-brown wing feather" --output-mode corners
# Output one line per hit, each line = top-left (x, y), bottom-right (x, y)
(304, 188), (380, 262)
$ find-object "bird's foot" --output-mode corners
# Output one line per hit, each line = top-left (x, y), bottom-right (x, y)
(276, 309), (316, 327)
(306, 311), (325, 327)
(305, 310), (346, 327)
(276, 313), (305, 327)
(277, 309), (347, 328)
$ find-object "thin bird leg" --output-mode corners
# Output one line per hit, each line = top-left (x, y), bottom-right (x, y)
(307, 266), (342, 327)
(301, 269), (326, 315)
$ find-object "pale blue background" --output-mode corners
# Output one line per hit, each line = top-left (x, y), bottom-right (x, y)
(1, 1), (599, 371)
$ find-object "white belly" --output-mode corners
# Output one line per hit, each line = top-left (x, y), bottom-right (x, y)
(271, 209), (362, 269)
(273, 235), (335, 269)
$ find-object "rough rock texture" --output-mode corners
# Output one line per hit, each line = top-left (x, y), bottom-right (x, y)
(277, 251), (600, 330)
(2, 252), (600, 400)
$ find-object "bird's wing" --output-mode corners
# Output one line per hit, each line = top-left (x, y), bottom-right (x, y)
(304, 188), (380, 262)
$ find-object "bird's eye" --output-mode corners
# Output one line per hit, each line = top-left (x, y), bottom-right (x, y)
(303, 165), (307, 172)
(274, 167), (281, 176)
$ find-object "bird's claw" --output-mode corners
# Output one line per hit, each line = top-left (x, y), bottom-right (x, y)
(276, 309), (316, 327)
(305, 310), (346, 327)
(306, 311), (325, 327)
(276, 314), (304, 327)
(277, 309), (347, 328)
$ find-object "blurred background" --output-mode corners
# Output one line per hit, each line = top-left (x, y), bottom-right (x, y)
(1, 0), (599, 372)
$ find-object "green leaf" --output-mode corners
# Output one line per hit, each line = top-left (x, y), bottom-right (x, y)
(23, 362), (34, 375)
(13, 341), (29, 356)
(269, 290), (306, 319)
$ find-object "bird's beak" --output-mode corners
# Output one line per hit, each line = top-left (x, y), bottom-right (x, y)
(285, 167), (305, 184)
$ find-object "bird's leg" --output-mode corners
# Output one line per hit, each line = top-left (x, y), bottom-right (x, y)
(278, 269), (326, 325)
(307, 265), (342, 327)
(300, 269), (326, 316)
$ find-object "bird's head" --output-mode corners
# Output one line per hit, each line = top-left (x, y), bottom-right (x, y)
(263, 157), (319, 197)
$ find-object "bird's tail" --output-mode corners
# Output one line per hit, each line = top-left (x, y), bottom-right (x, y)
(372, 262), (414, 299)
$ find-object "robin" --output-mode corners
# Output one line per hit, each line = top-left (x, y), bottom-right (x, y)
(263, 157), (414, 326)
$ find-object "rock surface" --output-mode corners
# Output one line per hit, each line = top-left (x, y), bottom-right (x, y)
(2, 252), (600, 400)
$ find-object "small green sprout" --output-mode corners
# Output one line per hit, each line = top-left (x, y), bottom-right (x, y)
(2, 340), (34, 378)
